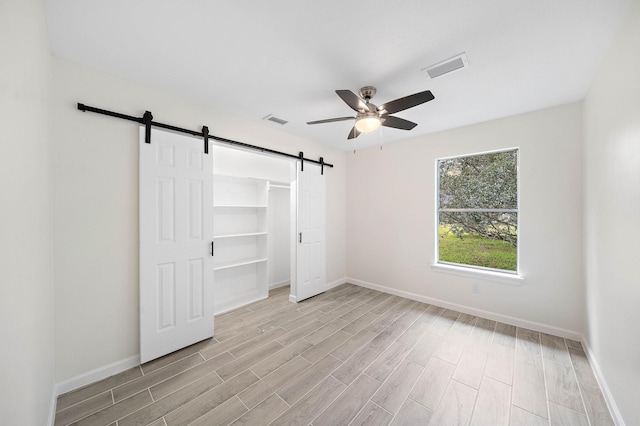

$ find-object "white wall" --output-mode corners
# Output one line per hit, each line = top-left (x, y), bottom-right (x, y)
(268, 187), (291, 288)
(0, 0), (56, 423)
(52, 58), (347, 384)
(347, 102), (584, 335)
(583, 0), (640, 423)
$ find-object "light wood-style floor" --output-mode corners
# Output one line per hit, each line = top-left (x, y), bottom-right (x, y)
(55, 284), (614, 426)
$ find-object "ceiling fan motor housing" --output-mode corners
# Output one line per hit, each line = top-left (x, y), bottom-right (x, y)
(359, 86), (377, 102)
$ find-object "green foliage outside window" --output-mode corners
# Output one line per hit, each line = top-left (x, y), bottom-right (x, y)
(437, 149), (518, 271)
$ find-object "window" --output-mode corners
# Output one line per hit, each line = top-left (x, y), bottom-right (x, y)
(436, 149), (518, 273)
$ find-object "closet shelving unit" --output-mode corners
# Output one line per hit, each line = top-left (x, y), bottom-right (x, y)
(213, 175), (269, 314)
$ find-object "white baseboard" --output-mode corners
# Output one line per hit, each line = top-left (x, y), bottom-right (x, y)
(55, 354), (140, 396)
(269, 280), (290, 290)
(581, 339), (626, 426)
(47, 383), (57, 426)
(326, 277), (348, 290)
(346, 277), (582, 341)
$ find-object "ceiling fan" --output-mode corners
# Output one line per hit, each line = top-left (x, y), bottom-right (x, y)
(307, 86), (435, 139)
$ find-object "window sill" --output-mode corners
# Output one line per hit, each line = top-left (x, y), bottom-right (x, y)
(431, 263), (524, 286)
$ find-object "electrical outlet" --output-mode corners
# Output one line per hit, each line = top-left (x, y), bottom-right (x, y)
(472, 283), (480, 294)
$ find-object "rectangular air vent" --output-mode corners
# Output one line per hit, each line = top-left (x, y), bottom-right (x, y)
(262, 114), (288, 125)
(423, 53), (469, 79)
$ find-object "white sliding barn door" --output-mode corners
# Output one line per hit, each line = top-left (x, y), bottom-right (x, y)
(139, 128), (214, 363)
(294, 162), (326, 301)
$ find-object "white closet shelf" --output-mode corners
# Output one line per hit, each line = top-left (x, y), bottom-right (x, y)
(213, 257), (268, 271)
(213, 205), (267, 209)
(213, 232), (267, 239)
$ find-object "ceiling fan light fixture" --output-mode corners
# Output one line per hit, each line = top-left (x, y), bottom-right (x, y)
(355, 113), (381, 133)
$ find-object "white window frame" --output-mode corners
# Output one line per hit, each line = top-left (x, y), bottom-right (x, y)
(432, 148), (523, 284)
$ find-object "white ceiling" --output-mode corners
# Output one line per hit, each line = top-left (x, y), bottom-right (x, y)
(44, 0), (631, 151)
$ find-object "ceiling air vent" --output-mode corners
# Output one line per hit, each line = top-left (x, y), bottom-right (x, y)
(423, 53), (469, 79)
(262, 114), (288, 125)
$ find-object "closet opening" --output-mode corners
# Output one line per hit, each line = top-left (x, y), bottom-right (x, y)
(212, 144), (294, 314)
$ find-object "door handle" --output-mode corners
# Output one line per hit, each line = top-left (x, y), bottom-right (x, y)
(211, 241), (214, 256)
(299, 232), (302, 243)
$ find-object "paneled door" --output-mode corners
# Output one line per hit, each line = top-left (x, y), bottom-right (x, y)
(295, 162), (326, 301)
(139, 128), (214, 363)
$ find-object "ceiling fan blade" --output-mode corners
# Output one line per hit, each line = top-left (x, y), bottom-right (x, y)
(336, 90), (369, 112)
(381, 115), (418, 130)
(379, 90), (434, 115)
(306, 116), (355, 125)
(347, 126), (361, 139)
